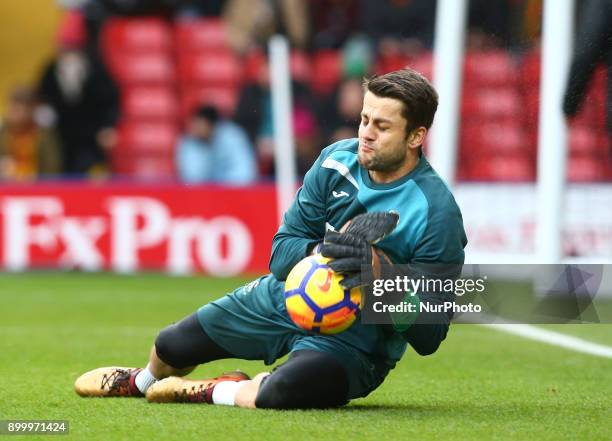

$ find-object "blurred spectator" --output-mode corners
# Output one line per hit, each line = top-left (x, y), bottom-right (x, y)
(234, 60), (273, 163)
(176, 105), (257, 184)
(310, 0), (361, 49)
(61, 1), (178, 57)
(0, 86), (61, 181)
(235, 58), (276, 174)
(84, 0), (180, 16)
(38, 9), (120, 177)
(563, 0), (612, 139)
(293, 100), (320, 176)
(318, 77), (363, 145)
(467, 0), (519, 50)
(235, 57), (319, 176)
(176, 0), (226, 18)
(342, 35), (375, 78)
(520, 0), (542, 47)
(223, 0), (309, 54)
(360, 0), (437, 52)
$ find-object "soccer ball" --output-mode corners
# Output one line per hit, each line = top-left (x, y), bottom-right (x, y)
(284, 253), (362, 334)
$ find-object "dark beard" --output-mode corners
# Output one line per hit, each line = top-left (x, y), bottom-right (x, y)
(358, 147), (406, 172)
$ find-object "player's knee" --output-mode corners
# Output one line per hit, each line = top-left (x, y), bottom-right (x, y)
(254, 352), (349, 409)
(154, 324), (193, 369)
(254, 372), (294, 409)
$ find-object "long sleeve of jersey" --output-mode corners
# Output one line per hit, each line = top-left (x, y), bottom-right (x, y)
(269, 154), (327, 281)
(398, 192), (467, 354)
(379, 170), (467, 355)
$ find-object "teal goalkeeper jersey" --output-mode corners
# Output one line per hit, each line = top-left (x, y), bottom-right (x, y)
(270, 138), (467, 276)
(269, 138), (467, 365)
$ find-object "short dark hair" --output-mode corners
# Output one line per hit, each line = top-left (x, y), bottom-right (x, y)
(194, 105), (219, 124)
(363, 69), (438, 133)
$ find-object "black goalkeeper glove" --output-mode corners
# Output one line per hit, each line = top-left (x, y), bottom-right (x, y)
(320, 212), (399, 289)
(341, 211), (399, 243)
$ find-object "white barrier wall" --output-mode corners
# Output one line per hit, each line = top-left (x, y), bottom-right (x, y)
(457, 184), (612, 261)
(457, 183), (612, 297)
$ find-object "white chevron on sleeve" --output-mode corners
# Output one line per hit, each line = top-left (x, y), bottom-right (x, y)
(321, 158), (359, 189)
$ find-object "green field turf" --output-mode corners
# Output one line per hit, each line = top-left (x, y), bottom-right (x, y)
(1, 273), (611, 441)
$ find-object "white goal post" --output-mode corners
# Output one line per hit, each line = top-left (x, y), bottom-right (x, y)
(269, 35), (298, 224)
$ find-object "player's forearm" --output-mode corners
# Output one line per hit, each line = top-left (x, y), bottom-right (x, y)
(393, 293), (452, 355)
(400, 322), (450, 356)
(269, 235), (320, 281)
(382, 289), (449, 352)
(381, 263), (457, 355)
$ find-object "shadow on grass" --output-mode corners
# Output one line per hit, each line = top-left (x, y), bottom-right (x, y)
(345, 403), (429, 411)
(338, 400), (582, 418)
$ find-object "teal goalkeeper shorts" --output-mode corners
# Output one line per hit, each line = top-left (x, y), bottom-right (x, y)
(196, 274), (396, 400)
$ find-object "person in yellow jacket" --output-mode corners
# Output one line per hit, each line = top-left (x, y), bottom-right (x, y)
(0, 86), (61, 181)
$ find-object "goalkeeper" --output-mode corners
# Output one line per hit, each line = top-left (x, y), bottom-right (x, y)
(75, 68), (467, 409)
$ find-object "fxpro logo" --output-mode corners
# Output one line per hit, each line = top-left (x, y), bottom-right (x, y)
(0, 196), (252, 276)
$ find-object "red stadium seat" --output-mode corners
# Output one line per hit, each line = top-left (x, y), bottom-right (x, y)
(464, 50), (519, 87)
(242, 50), (312, 85)
(122, 86), (179, 121)
(101, 18), (173, 59)
(118, 122), (179, 153)
(290, 50), (312, 84)
(572, 72), (607, 129)
(108, 53), (175, 85)
(409, 52), (433, 80)
(132, 155), (175, 179)
(175, 18), (229, 53)
(181, 86), (239, 118)
(568, 124), (602, 154)
(567, 154), (606, 182)
(178, 51), (242, 86)
(113, 152), (176, 180)
(467, 155), (535, 182)
(592, 65), (607, 89)
(243, 48), (267, 84)
(520, 50), (540, 88)
(311, 50), (342, 95)
(461, 122), (527, 155)
(462, 87), (522, 122)
(523, 91), (540, 131)
(520, 52), (607, 133)
(376, 53), (411, 75)
(523, 129), (539, 154)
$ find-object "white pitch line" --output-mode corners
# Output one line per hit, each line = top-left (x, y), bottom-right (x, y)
(480, 323), (612, 359)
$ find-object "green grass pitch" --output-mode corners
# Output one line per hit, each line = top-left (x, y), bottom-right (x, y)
(1, 273), (610, 440)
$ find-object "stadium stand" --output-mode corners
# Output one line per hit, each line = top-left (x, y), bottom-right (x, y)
(100, 18), (178, 180)
(93, 16), (610, 183)
(519, 49), (610, 182)
(311, 49), (342, 96)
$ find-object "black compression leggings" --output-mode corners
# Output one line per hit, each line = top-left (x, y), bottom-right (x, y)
(154, 313), (350, 409)
(255, 350), (349, 409)
(154, 313), (233, 368)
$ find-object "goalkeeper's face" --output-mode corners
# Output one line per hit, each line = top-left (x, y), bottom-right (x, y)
(358, 91), (417, 174)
